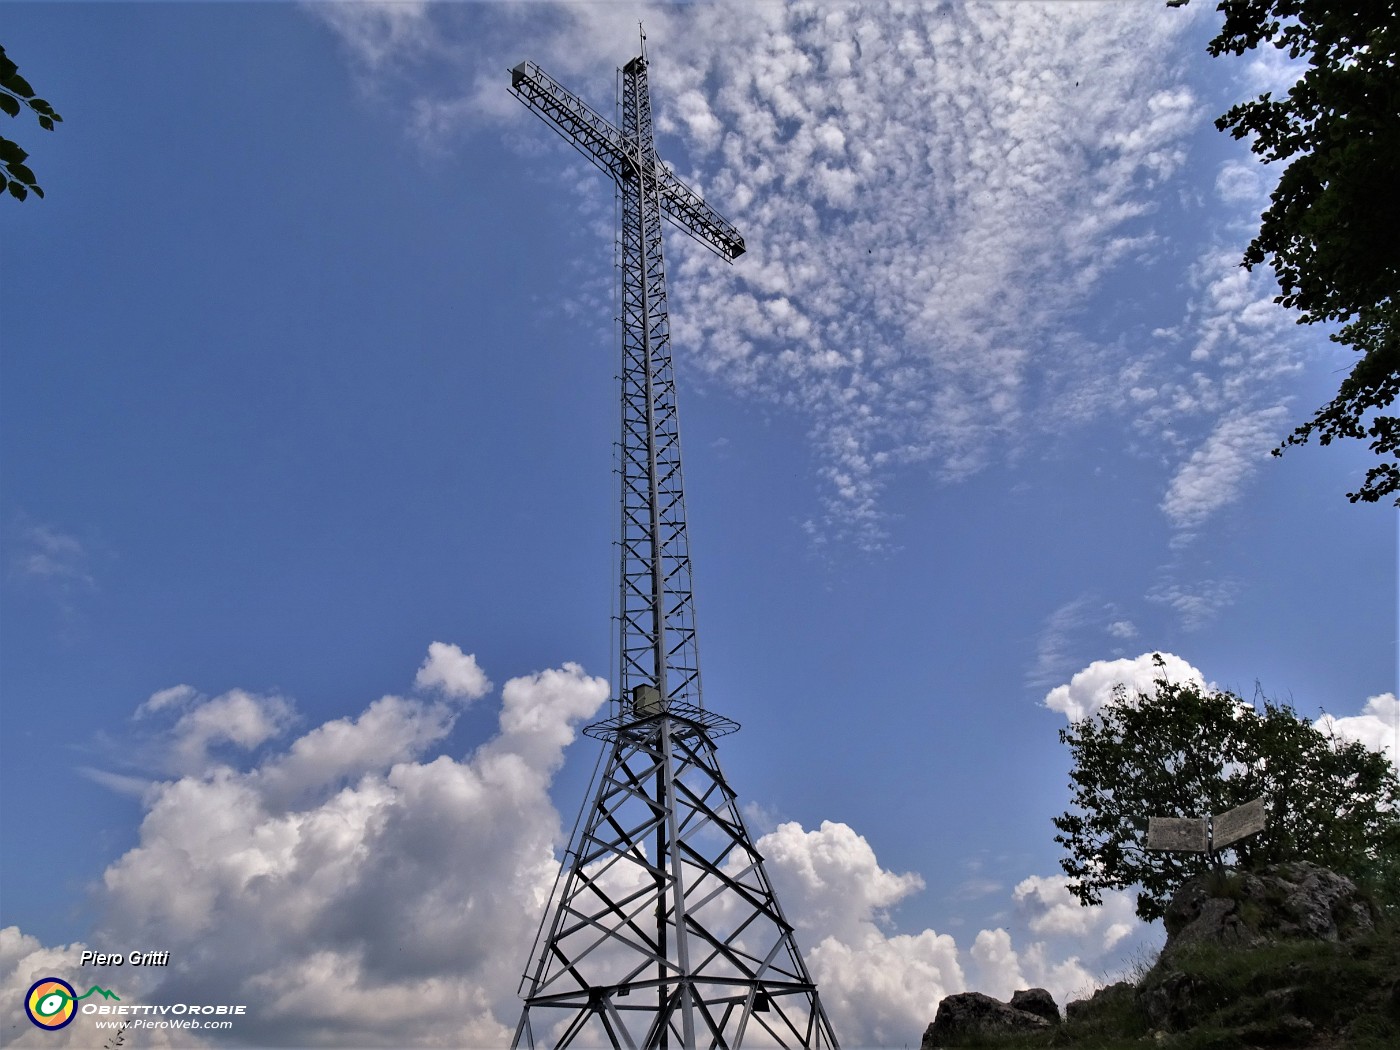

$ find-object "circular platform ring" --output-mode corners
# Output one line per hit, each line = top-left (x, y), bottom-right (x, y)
(584, 699), (741, 742)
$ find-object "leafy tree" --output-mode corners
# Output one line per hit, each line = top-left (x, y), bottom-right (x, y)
(1214, 3), (1400, 506)
(1053, 656), (1400, 922)
(1170, 1), (1400, 504)
(1, 43), (63, 201)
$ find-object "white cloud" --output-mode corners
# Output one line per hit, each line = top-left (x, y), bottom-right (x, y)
(1043, 656), (1399, 769)
(1215, 158), (1266, 206)
(303, 2), (1323, 544)
(1133, 233), (1308, 533)
(310, 1), (1230, 547)
(303, 1), (1324, 546)
(0, 928), (197, 1048)
(1027, 598), (1146, 687)
(1014, 874), (1138, 950)
(135, 683), (197, 718)
(967, 876), (1144, 1005)
(254, 692), (460, 806)
(809, 929), (964, 1047)
(414, 640), (492, 700)
(6, 663), (1160, 1049)
(76, 766), (150, 797)
(761, 820), (924, 945)
(494, 662), (612, 770)
(1241, 34), (1305, 97)
(167, 689), (296, 774)
(6, 520), (101, 621)
(308, 0), (434, 76)
(37, 647), (609, 1047)
(1044, 651), (1207, 723)
(1028, 597), (1099, 689)
(1161, 406), (1290, 528)
(11, 524), (93, 585)
(969, 927), (1026, 1001)
(1147, 576), (1239, 630)
(662, 1), (1206, 544)
(758, 821), (1154, 1042)
(1316, 692), (1400, 768)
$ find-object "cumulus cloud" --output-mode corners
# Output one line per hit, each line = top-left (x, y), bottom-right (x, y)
(966, 875), (1146, 1005)
(120, 685), (299, 777)
(1014, 874), (1138, 951)
(0, 645), (611, 1047)
(1316, 692), (1400, 768)
(809, 929), (965, 1047)
(1045, 656), (1396, 770)
(758, 822), (1154, 1042)
(1043, 651), (1207, 722)
(253, 692), (460, 806)
(166, 689), (296, 774)
(4, 637), (1165, 1048)
(760, 819), (924, 946)
(414, 640), (492, 700)
(0, 928), (197, 1048)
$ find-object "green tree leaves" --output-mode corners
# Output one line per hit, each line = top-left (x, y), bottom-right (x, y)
(1053, 656), (1400, 922)
(2, 43), (63, 202)
(1192, 1), (1400, 504)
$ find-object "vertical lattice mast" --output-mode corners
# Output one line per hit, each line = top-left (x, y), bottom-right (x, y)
(616, 48), (700, 709)
(508, 37), (839, 1050)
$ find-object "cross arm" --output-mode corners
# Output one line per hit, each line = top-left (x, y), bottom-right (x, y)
(651, 163), (746, 261)
(510, 61), (629, 181)
(510, 61), (746, 262)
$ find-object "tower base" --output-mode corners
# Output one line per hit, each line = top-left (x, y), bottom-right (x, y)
(513, 702), (839, 1049)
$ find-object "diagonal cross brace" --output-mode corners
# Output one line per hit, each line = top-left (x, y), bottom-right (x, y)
(510, 60), (746, 261)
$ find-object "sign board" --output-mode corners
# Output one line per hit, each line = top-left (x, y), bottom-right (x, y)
(1212, 797), (1266, 850)
(1146, 816), (1208, 852)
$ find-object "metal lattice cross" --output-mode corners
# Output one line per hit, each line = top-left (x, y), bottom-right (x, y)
(507, 38), (839, 1050)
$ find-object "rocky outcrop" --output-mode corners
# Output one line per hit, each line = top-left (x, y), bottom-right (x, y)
(1141, 862), (1382, 1034)
(1161, 861), (1376, 961)
(1064, 980), (1132, 1023)
(921, 989), (1056, 1048)
(1008, 987), (1059, 1024)
(921, 865), (1394, 1048)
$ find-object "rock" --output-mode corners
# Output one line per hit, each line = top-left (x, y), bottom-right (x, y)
(1065, 980), (1133, 1023)
(1240, 1014), (1315, 1046)
(1258, 985), (1304, 1016)
(1261, 862), (1377, 941)
(1009, 987), (1060, 1023)
(1137, 968), (1206, 1030)
(921, 991), (1051, 1048)
(1161, 861), (1377, 961)
(1162, 894), (1263, 958)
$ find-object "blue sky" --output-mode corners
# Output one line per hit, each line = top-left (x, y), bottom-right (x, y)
(2, 1), (1396, 1046)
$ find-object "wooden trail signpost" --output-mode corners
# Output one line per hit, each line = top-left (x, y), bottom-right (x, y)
(1146, 797), (1267, 856)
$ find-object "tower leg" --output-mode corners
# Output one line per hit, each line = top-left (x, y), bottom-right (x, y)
(513, 711), (839, 1048)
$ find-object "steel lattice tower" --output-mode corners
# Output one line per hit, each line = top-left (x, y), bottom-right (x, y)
(508, 37), (839, 1050)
